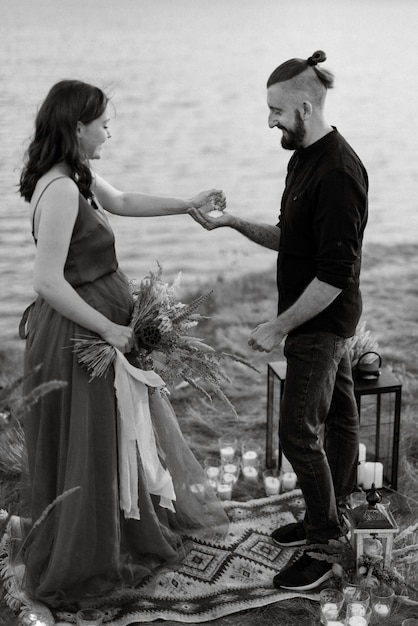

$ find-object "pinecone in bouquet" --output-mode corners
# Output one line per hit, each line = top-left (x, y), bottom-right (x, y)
(136, 324), (162, 351)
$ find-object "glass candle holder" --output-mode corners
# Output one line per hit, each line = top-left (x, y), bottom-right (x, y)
(263, 469), (281, 496)
(376, 494), (391, 511)
(216, 477), (233, 500)
(280, 470), (297, 491)
(322, 619), (345, 626)
(319, 588), (344, 624)
(350, 491), (366, 509)
(345, 605), (372, 625)
(221, 472), (236, 488)
(242, 462), (259, 483)
(371, 585), (395, 619)
(342, 581), (370, 605)
(204, 457), (222, 481)
(241, 440), (261, 467)
(222, 460), (240, 482)
(341, 578), (360, 603)
(345, 604), (372, 626)
(190, 483), (206, 496)
(76, 609), (104, 626)
(218, 436), (237, 463)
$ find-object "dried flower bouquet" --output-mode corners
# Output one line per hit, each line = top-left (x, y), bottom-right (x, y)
(72, 265), (256, 414)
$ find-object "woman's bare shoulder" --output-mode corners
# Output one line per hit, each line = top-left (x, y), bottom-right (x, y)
(31, 169), (77, 205)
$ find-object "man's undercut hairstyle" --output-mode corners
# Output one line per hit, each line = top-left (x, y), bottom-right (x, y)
(267, 50), (335, 94)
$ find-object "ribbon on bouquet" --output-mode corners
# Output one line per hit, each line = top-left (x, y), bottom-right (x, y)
(113, 349), (176, 520)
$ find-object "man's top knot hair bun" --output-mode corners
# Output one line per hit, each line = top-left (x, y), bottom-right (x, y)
(266, 49), (334, 90)
(307, 50), (327, 67)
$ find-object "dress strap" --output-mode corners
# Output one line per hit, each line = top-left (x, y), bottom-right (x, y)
(31, 176), (70, 241)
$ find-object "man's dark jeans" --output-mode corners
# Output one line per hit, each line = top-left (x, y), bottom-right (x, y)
(280, 331), (359, 544)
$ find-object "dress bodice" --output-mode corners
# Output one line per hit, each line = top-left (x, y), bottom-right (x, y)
(63, 194), (119, 287)
(31, 177), (119, 288)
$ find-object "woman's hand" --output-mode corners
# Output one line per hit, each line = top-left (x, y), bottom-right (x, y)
(189, 189), (226, 211)
(101, 322), (136, 353)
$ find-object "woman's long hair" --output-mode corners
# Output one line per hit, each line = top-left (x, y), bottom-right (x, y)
(19, 80), (109, 202)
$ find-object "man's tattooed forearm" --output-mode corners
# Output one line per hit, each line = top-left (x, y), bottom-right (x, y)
(232, 220), (280, 250)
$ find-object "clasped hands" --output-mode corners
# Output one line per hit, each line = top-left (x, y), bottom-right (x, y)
(188, 189), (285, 353)
(188, 189), (231, 230)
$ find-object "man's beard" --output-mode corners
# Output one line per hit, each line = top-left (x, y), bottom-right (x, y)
(280, 110), (305, 150)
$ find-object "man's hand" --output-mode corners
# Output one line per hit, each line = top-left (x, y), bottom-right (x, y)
(248, 319), (286, 352)
(188, 206), (234, 230)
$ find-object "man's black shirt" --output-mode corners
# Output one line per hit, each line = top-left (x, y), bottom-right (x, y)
(277, 128), (368, 338)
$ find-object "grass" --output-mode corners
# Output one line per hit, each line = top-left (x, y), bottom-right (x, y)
(1, 240), (418, 625)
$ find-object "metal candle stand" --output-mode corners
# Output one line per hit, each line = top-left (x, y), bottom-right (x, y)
(265, 361), (402, 489)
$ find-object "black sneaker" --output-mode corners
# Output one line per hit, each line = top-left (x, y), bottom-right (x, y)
(273, 552), (333, 591)
(271, 521), (307, 547)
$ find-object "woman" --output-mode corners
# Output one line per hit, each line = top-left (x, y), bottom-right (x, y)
(18, 79), (228, 609)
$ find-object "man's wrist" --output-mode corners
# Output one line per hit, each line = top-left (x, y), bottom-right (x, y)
(275, 312), (293, 336)
(229, 214), (240, 229)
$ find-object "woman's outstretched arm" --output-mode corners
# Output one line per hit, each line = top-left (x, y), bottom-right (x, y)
(93, 172), (225, 217)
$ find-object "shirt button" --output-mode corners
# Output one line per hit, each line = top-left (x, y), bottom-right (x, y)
(337, 241), (342, 247)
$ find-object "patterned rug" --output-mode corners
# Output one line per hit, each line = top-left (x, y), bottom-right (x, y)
(2, 490), (320, 625)
(57, 490), (318, 625)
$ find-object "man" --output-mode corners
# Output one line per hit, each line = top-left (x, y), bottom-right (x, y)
(189, 50), (368, 591)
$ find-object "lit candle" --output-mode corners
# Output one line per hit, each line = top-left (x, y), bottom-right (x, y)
(220, 446), (235, 463)
(23, 617), (46, 626)
(364, 538), (383, 557)
(358, 443), (366, 462)
(342, 583), (357, 601)
(190, 483), (205, 494)
(357, 443), (367, 486)
(373, 602), (390, 617)
(347, 618), (367, 626)
(264, 475), (281, 496)
(322, 602), (339, 619)
(281, 471), (297, 491)
(206, 466), (220, 479)
(223, 463), (238, 477)
(222, 473), (236, 485)
(362, 461), (383, 489)
(349, 603), (367, 617)
(216, 482), (232, 500)
(242, 465), (258, 483)
(242, 450), (258, 467)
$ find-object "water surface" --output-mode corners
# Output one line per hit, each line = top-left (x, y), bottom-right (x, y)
(1, 0), (417, 344)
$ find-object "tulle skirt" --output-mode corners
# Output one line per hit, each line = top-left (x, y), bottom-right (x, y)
(20, 269), (228, 609)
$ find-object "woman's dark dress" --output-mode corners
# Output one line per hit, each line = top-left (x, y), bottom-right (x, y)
(22, 182), (228, 608)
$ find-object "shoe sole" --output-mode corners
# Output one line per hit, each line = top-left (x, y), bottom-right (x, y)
(272, 537), (307, 548)
(276, 568), (333, 591)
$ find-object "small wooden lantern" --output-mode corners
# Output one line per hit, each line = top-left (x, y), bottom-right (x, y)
(346, 486), (399, 569)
